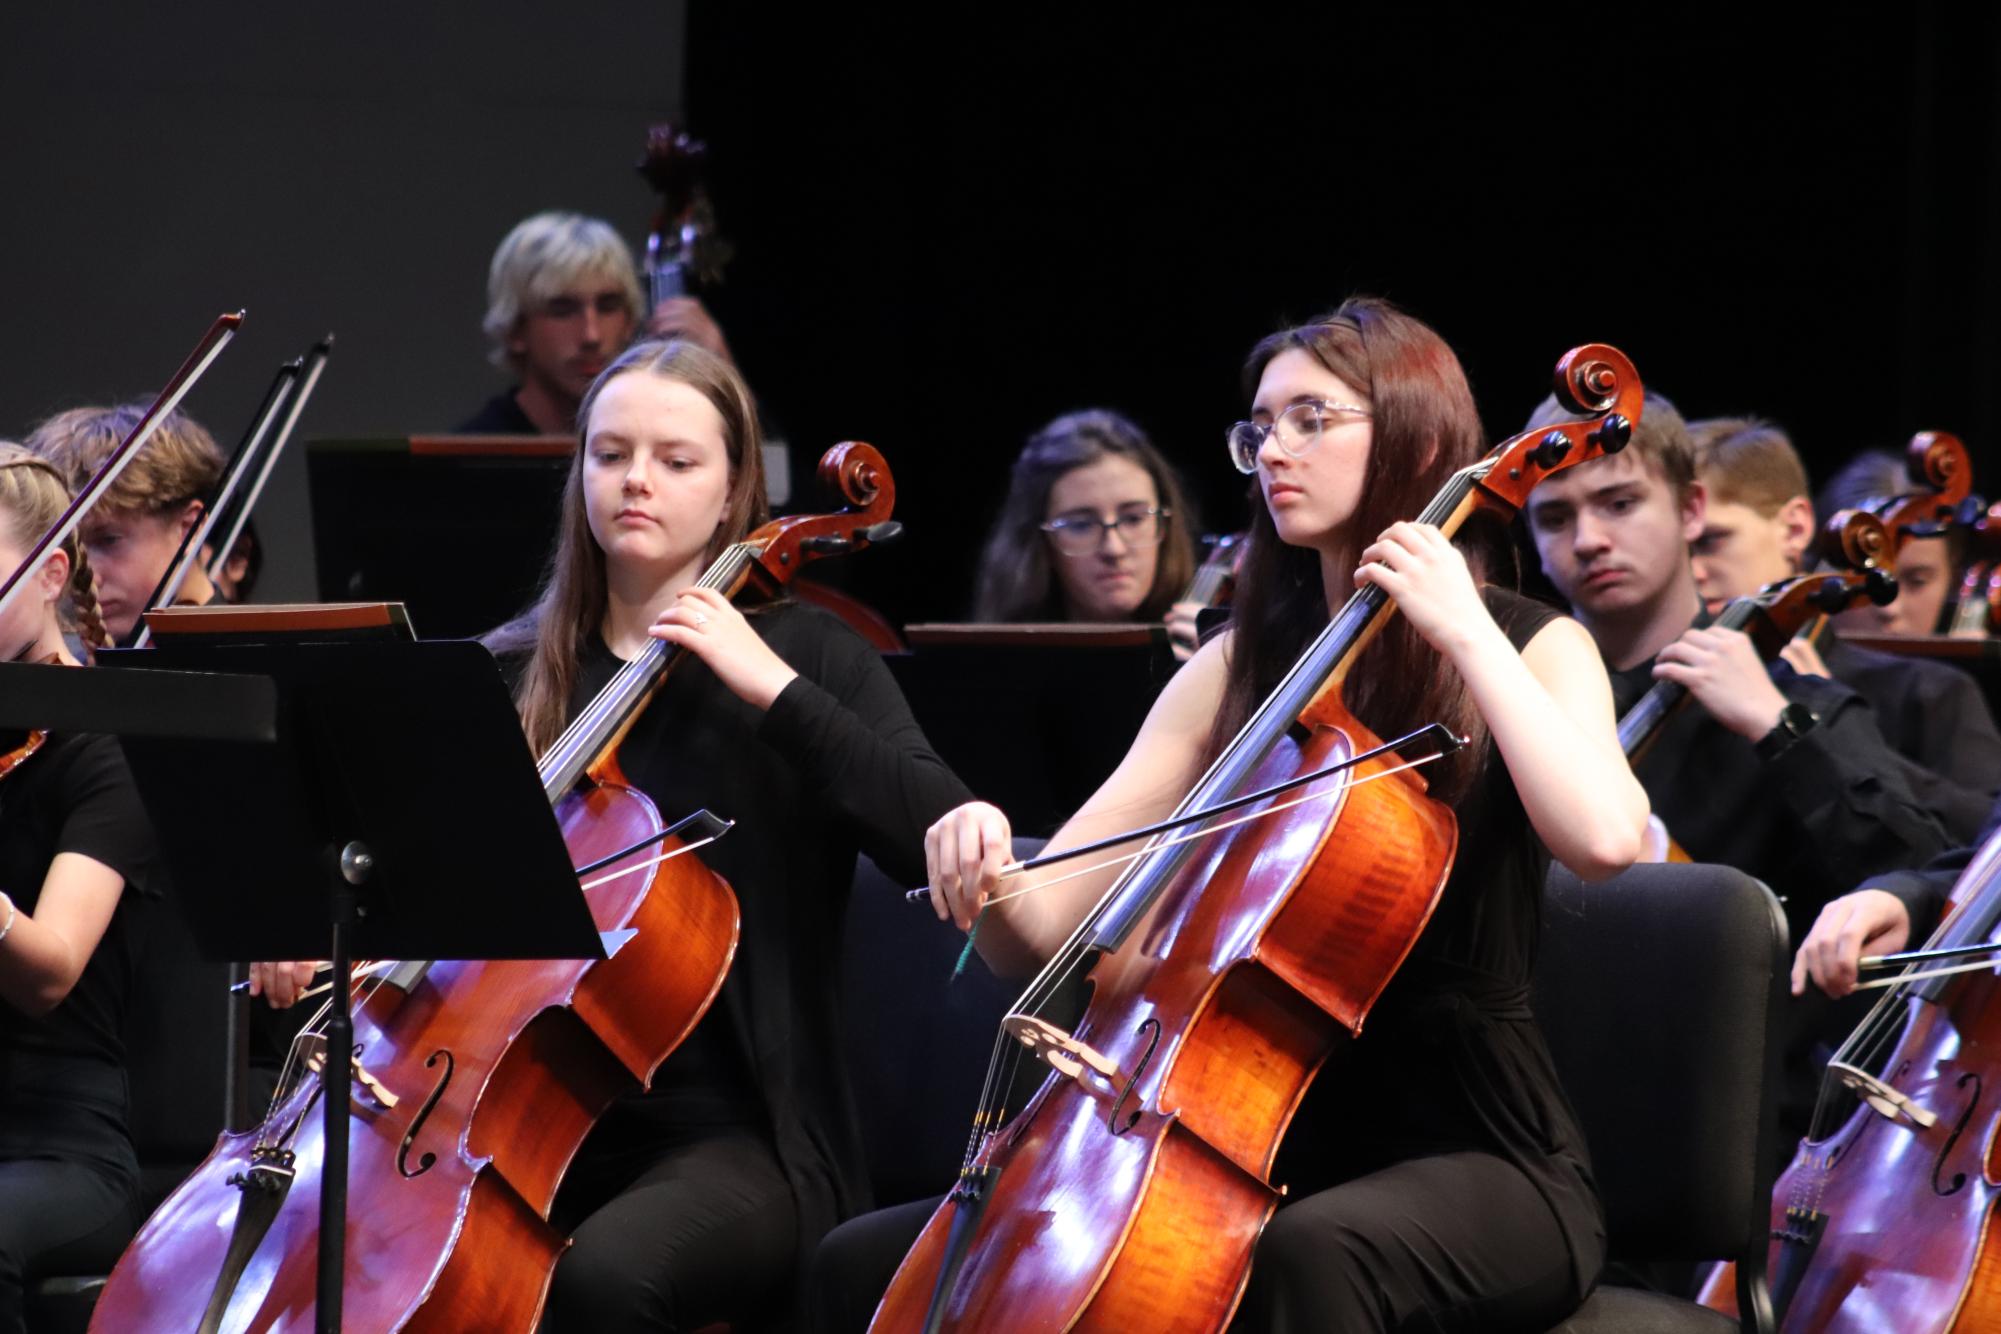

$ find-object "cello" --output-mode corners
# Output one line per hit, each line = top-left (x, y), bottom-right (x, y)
(1623, 510), (1900, 862)
(1700, 818), (2001, 1331)
(89, 442), (898, 1332)
(869, 343), (1644, 1333)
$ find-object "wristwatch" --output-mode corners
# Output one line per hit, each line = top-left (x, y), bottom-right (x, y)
(1755, 701), (1819, 762)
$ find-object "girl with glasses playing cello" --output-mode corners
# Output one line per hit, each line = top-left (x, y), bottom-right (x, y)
(0, 445), (161, 1334)
(810, 298), (1650, 1332)
(250, 339), (972, 1332)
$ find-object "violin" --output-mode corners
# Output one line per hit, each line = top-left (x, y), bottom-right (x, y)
(868, 346), (1643, 1333)
(89, 444), (898, 1332)
(1699, 820), (2001, 1330)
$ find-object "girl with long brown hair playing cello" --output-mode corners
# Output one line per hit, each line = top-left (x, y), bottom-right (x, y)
(811, 297), (1651, 1331)
(0, 446), (160, 1334)
(252, 339), (972, 1331)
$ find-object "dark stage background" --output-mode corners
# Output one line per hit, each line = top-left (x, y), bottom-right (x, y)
(3, 8), (1996, 622)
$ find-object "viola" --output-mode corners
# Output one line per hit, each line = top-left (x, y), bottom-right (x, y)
(89, 444), (898, 1332)
(868, 346), (1644, 1333)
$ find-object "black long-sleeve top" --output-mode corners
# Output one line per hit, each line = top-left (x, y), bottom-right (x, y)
(1611, 655), (1951, 944)
(510, 601), (972, 1254)
(1820, 634), (2001, 845)
(1861, 795), (2001, 941)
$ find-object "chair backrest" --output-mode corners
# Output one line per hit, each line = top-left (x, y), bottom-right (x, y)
(121, 889), (232, 1207)
(841, 846), (1074, 1207)
(1536, 863), (1788, 1269)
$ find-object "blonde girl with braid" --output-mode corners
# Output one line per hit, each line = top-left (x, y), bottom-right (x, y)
(27, 405), (226, 643)
(0, 444), (162, 1331)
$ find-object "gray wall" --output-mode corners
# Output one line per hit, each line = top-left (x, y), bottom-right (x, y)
(0, 4), (686, 602)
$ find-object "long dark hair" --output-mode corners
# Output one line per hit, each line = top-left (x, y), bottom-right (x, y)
(486, 339), (770, 754)
(1213, 297), (1507, 803)
(971, 409), (1198, 622)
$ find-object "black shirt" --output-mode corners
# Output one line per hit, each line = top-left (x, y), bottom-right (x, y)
(1609, 634), (1952, 1140)
(511, 601), (972, 1248)
(0, 731), (160, 1172)
(1821, 634), (2001, 845)
(1609, 654), (1950, 940)
(454, 390), (541, 434)
(1286, 588), (1605, 1297)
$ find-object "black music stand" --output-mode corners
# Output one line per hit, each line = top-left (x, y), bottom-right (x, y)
(5, 633), (605, 1333)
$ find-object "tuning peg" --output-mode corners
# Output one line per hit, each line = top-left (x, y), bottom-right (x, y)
(860, 521), (904, 546)
(1809, 577), (1856, 613)
(1865, 567), (1899, 606)
(1529, 431), (1571, 471)
(1588, 414), (1632, 454)
(800, 535), (854, 555)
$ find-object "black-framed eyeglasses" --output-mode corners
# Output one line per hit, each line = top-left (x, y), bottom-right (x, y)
(1225, 399), (1373, 474)
(1039, 505), (1171, 556)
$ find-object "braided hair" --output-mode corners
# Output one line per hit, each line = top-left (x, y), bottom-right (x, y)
(0, 443), (110, 657)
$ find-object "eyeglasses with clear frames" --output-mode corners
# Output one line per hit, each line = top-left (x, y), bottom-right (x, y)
(1039, 505), (1172, 556)
(1225, 400), (1373, 475)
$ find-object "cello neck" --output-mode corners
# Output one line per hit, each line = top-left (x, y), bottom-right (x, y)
(535, 542), (760, 801)
(1616, 597), (1760, 759)
(1090, 466), (1479, 951)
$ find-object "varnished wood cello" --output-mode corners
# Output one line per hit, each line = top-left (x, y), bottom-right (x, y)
(869, 344), (1644, 1333)
(88, 443), (898, 1332)
(1698, 819), (2001, 1331)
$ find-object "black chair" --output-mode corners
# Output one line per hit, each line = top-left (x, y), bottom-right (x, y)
(840, 846), (1081, 1207)
(1537, 862), (1788, 1334)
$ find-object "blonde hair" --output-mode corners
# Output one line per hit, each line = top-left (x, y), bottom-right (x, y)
(0, 443), (109, 654)
(26, 404), (224, 519)
(482, 211), (645, 371)
(485, 339), (770, 755)
(1689, 416), (1810, 518)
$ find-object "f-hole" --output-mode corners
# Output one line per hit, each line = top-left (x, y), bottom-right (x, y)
(1108, 1019), (1161, 1135)
(397, 1049), (455, 1179)
(1933, 1071), (1980, 1197)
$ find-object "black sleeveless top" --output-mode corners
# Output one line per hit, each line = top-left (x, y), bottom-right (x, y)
(1276, 587), (1605, 1298)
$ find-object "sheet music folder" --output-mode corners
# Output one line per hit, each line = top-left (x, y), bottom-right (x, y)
(29, 603), (603, 964)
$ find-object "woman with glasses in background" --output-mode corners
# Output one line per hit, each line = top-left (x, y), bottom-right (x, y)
(970, 409), (1200, 647)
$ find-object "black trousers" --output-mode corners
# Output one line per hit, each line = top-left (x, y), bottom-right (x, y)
(0, 1158), (137, 1334)
(806, 1151), (1579, 1334)
(543, 1118), (798, 1334)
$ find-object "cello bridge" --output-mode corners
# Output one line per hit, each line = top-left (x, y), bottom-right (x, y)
(1830, 1060), (1937, 1128)
(1003, 1015), (1120, 1089)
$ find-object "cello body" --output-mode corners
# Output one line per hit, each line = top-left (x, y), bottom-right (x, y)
(875, 700), (1456, 1332)
(1700, 829), (2001, 1330)
(90, 776), (736, 1331)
